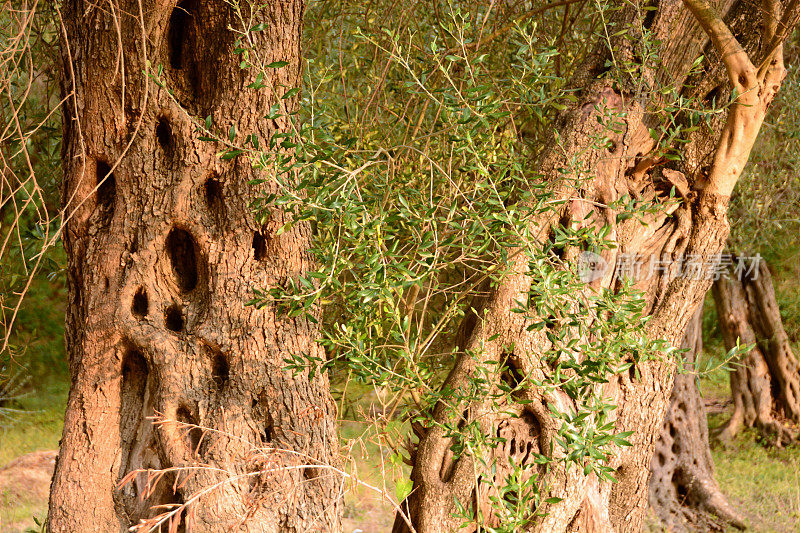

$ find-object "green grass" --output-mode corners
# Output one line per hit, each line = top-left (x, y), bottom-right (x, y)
(1, 487), (48, 532)
(0, 405), (64, 467)
(338, 390), (411, 532)
(1, 270), (68, 466)
(1, 273), (67, 532)
(710, 423), (800, 532)
(698, 280), (800, 533)
(0, 368), (65, 531)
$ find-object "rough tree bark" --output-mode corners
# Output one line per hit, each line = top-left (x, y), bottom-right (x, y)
(649, 306), (744, 532)
(49, 1), (341, 531)
(713, 257), (800, 444)
(395, 1), (794, 531)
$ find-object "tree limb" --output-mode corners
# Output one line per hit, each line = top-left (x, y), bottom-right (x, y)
(682, 0), (756, 93)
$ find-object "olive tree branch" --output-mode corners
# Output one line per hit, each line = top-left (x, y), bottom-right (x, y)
(682, 0), (787, 197)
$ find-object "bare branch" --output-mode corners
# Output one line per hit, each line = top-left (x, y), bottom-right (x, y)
(759, 0), (800, 72)
(762, 0), (780, 43)
(682, 0), (756, 93)
(680, 0), (789, 197)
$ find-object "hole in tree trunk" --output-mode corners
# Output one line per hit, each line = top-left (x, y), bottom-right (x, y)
(155, 116), (174, 157)
(252, 231), (269, 261)
(501, 354), (524, 389)
(643, 5), (657, 28)
(203, 176), (224, 221)
(119, 346), (148, 482)
(209, 347), (229, 388)
(252, 394), (275, 445)
(176, 405), (202, 456)
(96, 160), (115, 226)
(456, 408), (470, 432)
(131, 287), (148, 318)
(168, 1), (193, 70)
(547, 212), (573, 260)
(167, 0), (202, 107)
(162, 483), (186, 533)
(121, 348), (148, 404)
(165, 304), (184, 332)
(704, 85), (723, 106)
(674, 473), (688, 500)
(165, 228), (199, 292)
(771, 376), (781, 402)
(261, 423), (273, 444)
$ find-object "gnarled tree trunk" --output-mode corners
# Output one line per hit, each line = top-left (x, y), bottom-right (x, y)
(49, 1), (341, 531)
(396, 1), (794, 531)
(713, 257), (800, 444)
(649, 306), (744, 532)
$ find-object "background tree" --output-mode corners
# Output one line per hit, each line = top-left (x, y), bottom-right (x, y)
(710, 41), (800, 445)
(649, 306), (744, 532)
(49, 1), (341, 530)
(713, 259), (800, 443)
(648, 41), (800, 530)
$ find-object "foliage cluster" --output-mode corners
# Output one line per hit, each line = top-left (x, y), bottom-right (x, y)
(0, 2), (65, 423)
(222, 0), (692, 526)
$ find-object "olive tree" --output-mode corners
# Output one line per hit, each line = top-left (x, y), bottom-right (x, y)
(50, 1), (341, 530)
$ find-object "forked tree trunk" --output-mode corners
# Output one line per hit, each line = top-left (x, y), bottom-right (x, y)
(649, 306), (744, 532)
(49, 1), (341, 531)
(396, 1), (793, 531)
(713, 258), (800, 444)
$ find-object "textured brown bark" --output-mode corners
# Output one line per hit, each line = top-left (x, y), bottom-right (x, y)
(649, 306), (744, 532)
(49, 1), (341, 531)
(395, 1), (793, 532)
(713, 258), (800, 444)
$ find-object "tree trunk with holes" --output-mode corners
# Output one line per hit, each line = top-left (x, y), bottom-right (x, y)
(649, 306), (744, 532)
(49, 1), (341, 531)
(713, 258), (800, 444)
(395, 1), (794, 532)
